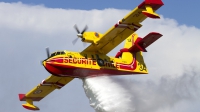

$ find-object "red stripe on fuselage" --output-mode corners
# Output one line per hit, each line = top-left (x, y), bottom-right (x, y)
(44, 54), (137, 77)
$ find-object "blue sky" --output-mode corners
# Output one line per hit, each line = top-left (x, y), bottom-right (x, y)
(2, 0), (200, 28)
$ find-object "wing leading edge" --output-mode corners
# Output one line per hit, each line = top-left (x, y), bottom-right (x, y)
(19, 75), (74, 110)
(82, 0), (163, 54)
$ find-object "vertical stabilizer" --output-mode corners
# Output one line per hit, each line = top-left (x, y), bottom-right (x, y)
(114, 32), (162, 74)
(120, 33), (148, 74)
(121, 33), (138, 60)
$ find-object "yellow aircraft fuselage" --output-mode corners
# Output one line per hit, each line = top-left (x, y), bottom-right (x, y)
(43, 50), (148, 78)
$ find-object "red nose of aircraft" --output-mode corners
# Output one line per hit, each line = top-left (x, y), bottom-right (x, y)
(42, 58), (63, 75)
(42, 60), (46, 67)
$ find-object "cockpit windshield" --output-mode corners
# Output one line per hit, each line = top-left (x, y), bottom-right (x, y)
(50, 51), (65, 57)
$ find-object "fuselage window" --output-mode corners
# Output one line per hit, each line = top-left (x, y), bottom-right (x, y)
(61, 51), (65, 54)
(50, 53), (56, 57)
(57, 52), (60, 55)
(50, 51), (65, 57)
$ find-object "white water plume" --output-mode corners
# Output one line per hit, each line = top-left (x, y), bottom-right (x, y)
(83, 76), (135, 112)
(83, 70), (200, 112)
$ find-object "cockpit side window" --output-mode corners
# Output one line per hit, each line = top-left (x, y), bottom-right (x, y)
(61, 51), (65, 54)
(50, 51), (65, 57)
(50, 52), (56, 57)
(57, 52), (60, 55)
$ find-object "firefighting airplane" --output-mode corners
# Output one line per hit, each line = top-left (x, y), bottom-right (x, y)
(19, 0), (164, 110)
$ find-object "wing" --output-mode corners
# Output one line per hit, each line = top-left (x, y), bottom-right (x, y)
(82, 0), (163, 54)
(18, 75), (74, 110)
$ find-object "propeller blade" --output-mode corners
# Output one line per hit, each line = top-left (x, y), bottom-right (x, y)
(73, 24), (88, 45)
(74, 24), (80, 34)
(72, 37), (79, 45)
(46, 47), (50, 58)
(81, 25), (88, 34)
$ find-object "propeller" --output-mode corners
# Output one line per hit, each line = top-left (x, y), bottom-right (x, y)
(46, 47), (50, 58)
(72, 24), (88, 45)
(41, 47), (50, 65)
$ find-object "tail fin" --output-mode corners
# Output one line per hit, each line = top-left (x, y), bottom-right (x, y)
(115, 32), (162, 74)
(121, 33), (138, 59)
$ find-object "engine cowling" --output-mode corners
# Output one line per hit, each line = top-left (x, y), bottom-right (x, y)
(82, 32), (103, 44)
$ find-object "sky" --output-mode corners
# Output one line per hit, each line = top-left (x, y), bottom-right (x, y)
(0, 0), (200, 112)
(1, 0), (200, 28)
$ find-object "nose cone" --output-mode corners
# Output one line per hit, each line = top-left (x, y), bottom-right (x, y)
(77, 34), (83, 37)
(42, 60), (46, 67)
(42, 59), (63, 75)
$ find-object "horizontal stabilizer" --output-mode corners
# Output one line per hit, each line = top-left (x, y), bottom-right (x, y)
(129, 32), (162, 52)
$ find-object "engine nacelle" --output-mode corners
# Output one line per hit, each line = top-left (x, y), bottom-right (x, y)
(82, 32), (103, 44)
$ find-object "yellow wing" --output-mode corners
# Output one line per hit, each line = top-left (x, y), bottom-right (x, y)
(19, 75), (74, 110)
(82, 0), (163, 54)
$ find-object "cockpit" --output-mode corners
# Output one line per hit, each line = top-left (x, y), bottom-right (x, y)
(50, 51), (65, 57)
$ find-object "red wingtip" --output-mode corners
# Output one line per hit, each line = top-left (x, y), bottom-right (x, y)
(145, 0), (164, 5)
(18, 94), (26, 101)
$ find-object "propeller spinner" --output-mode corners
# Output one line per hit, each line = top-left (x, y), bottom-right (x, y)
(72, 24), (88, 45)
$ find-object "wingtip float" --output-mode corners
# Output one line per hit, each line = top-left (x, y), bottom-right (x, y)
(19, 0), (164, 110)
(139, 0), (164, 19)
(19, 94), (40, 110)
